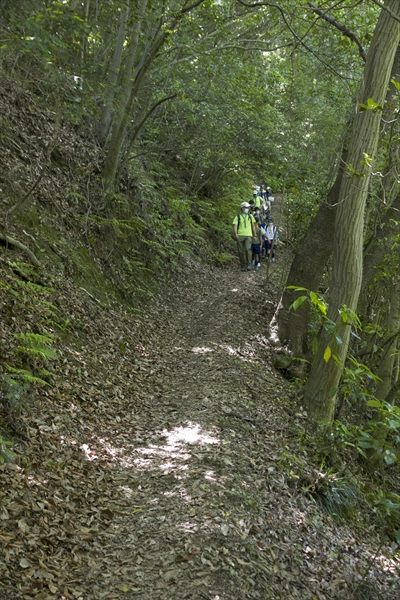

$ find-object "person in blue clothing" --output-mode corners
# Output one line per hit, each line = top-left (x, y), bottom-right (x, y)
(260, 215), (268, 257)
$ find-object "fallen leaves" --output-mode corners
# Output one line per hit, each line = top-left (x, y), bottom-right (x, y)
(0, 245), (399, 600)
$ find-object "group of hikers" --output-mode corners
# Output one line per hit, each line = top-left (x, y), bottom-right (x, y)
(233, 184), (280, 272)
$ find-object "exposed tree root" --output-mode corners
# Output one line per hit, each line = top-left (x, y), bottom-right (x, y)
(0, 232), (41, 267)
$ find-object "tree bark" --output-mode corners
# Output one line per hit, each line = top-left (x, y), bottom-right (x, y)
(269, 147), (346, 356)
(98, 4), (130, 143)
(375, 269), (400, 401)
(361, 194), (400, 294)
(102, 0), (206, 191)
(303, 0), (400, 428)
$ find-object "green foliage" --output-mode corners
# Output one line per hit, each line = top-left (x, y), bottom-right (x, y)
(5, 366), (51, 387)
(282, 190), (320, 246)
(0, 435), (16, 464)
(333, 396), (400, 473)
(368, 489), (400, 537)
(290, 287), (400, 470)
(359, 98), (383, 112)
(366, 401), (400, 465)
(340, 356), (380, 408)
(3, 374), (31, 417)
(14, 333), (57, 362)
(289, 290), (364, 364)
(2, 331), (57, 421)
(212, 252), (236, 266)
(8, 261), (39, 281)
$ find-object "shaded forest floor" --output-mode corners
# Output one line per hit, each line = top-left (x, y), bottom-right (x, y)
(1, 231), (399, 600)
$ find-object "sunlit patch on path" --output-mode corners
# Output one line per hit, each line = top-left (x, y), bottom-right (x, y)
(131, 422), (220, 474)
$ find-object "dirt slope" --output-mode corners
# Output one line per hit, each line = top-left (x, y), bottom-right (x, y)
(1, 240), (399, 600)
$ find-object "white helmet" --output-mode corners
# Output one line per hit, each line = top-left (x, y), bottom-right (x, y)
(240, 202), (250, 208)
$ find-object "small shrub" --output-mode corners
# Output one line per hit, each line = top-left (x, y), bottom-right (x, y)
(307, 470), (363, 519)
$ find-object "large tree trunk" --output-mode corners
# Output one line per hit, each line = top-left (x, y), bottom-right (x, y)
(269, 148), (346, 356)
(360, 41), (400, 293)
(271, 42), (400, 357)
(303, 0), (400, 428)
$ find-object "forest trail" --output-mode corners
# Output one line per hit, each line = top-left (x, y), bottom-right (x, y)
(74, 257), (317, 600)
(1, 230), (398, 600)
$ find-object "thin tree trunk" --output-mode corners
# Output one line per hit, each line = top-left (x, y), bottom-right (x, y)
(102, 0), (206, 191)
(360, 194), (400, 294)
(303, 0), (400, 428)
(367, 269), (400, 470)
(80, 0), (90, 85)
(116, 93), (176, 181)
(99, 4), (129, 143)
(375, 270), (400, 401)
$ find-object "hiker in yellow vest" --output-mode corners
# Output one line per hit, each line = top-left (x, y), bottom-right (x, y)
(233, 202), (256, 271)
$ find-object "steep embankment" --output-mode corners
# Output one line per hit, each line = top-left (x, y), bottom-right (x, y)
(1, 242), (399, 599)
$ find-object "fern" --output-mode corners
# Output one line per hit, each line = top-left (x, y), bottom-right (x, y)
(8, 261), (38, 281)
(5, 366), (50, 386)
(0, 436), (16, 464)
(15, 280), (54, 295)
(0, 280), (22, 300)
(14, 333), (57, 361)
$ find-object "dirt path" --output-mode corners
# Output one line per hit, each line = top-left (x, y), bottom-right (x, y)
(63, 260), (397, 600)
(1, 232), (399, 600)
(78, 260), (309, 600)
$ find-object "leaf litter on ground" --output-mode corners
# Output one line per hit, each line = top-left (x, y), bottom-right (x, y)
(0, 247), (399, 600)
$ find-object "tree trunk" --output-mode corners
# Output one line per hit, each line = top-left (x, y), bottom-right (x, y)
(360, 194), (400, 294)
(102, 0), (206, 191)
(269, 149), (346, 356)
(80, 0), (90, 85)
(303, 1), (400, 428)
(367, 268), (400, 471)
(98, 4), (129, 144)
(375, 270), (400, 401)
